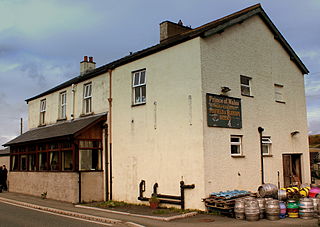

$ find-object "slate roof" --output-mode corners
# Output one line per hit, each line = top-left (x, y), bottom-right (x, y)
(0, 148), (10, 156)
(3, 113), (107, 146)
(25, 4), (308, 103)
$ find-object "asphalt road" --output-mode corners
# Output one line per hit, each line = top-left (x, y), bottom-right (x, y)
(0, 201), (115, 227)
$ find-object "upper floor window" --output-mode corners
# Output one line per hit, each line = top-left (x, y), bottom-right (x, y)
(59, 92), (67, 119)
(231, 135), (242, 156)
(39, 99), (46, 125)
(132, 69), (146, 105)
(240, 75), (252, 96)
(83, 83), (92, 114)
(274, 84), (285, 103)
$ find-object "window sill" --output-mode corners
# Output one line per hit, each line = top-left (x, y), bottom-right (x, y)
(241, 94), (254, 98)
(57, 118), (67, 122)
(80, 112), (94, 117)
(275, 100), (286, 104)
(79, 170), (103, 172)
(263, 154), (273, 157)
(231, 155), (245, 158)
(38, 124), (46, 127)
(132, 103), (146, 107)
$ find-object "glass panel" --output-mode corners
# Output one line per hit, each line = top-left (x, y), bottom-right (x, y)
(231, 145), (240, 154)
(231, 137), (240, 143)
(134, 73), (140, 86)
(39, 153), (48, 171)
(62, 150), (73, 171)
(80, 149), (92, 170)
(134, 87), (141, 103)
(12, 155), (19, 171)
(28, 154), (36, 171)
(50, 151), (59, 171)
(21, 155), (27, 171)
(80, 149), (101, 170)
(241, 85), (250, 96)
(262, 144), (269, 154)
(240, 76), (250, 85)
(49, 143), (59, 150)
(140, 71), (145, 84)
(39, 144), (46, 151)
(141, 86), (146, 102)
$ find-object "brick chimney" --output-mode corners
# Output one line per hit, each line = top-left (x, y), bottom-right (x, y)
(159, 20), (192, 43)
(80, 56), (96, 75)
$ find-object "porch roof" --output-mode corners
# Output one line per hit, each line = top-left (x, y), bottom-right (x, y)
(3, 113), (107, 146)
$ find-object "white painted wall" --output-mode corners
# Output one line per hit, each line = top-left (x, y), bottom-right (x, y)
(111, 38), (205, 209)
(28, 73), (109, 129)
(200, 15), (310, 196)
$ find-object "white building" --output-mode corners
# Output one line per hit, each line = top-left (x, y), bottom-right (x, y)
(5, 4), (310, 210)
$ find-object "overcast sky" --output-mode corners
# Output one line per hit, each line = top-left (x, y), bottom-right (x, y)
(0, 0), (319, 148)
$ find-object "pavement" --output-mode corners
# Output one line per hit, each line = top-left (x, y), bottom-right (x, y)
(0, 191), (318, 227)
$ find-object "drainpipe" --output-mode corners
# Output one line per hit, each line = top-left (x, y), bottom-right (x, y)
(71, 84), (76, 120)
(108, 68), (113, 200)
(103, 123), (109, 201)
(258, 127), (265, 185)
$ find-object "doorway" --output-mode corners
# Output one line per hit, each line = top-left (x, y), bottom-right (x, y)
(283, 154), (302, 187)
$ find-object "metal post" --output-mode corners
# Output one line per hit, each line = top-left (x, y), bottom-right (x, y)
(258, 127), (264, 185)
(20, 118), (23, 135)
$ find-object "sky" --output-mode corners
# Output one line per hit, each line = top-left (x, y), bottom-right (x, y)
(0, 0), (319, 148)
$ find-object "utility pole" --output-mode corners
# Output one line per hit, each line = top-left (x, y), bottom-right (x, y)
(20, 118), (23, 135)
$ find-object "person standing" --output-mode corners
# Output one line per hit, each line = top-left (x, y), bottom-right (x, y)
(0, 166), (3, 191)
(2, 165), (7, 191)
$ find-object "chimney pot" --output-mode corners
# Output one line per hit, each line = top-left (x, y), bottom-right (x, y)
(80, 56), (96, 75)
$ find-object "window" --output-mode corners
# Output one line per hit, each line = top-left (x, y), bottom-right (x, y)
(62, 150), (73, 171)
(231, 136), (242, 155)
(20, 155), (27, 171)
(40, 99), (46, 125)
(262, 137), (272, 155)
(240, 75), (252, 96)
(274, 84), (284, 103)
(28, 154), (36, 171)
(83, 83), (92, 114)
(59, 92), (67, 119)
(79, 140), (102, 171)
(132, 70), (146, 105)
(39, 152), (48, 171)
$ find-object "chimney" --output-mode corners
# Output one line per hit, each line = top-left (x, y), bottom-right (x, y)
(80, 56), (96, 75)
(159, 20), (192, 43)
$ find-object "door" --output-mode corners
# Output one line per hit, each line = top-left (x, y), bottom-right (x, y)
(283, 154), (302, 187)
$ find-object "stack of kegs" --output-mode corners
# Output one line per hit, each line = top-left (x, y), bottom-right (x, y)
(299, 186), (311, 198)
(244, 199), (260, 221)
(265, 199), (280, 221)
(312, 198), (320, 217)
(287, 199), (299, 218)
(258, 184), (278, 198)
(257, 198), (266, 219)
(234, 198), (245, 220)
(279, 201), (286, 219)
(299, 198), (314, 219)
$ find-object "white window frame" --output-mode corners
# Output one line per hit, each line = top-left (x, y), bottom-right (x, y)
(240, 75), (252, 96)
(262, 137), (272, 156)
(59, 91), (67, 119)
(231, 135), (242, 156)
(39, 99), (46, 125)
(132, 69), (146, 105)
(83, 83), (92, 114)
(274, 84), (284, 103)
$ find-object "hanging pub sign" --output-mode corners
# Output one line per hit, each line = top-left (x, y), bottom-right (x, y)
(206, 93), (242, 128)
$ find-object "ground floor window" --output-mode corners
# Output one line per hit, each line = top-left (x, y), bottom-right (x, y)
(79, 140), (102, 171)
(10, 139), (102, 172)
(231, 135), (242, 156)
(62, 150), (73, 171)
(262, 137), (272, 155)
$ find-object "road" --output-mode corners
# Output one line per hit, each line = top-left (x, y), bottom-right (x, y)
(0, 201), (117, 227)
